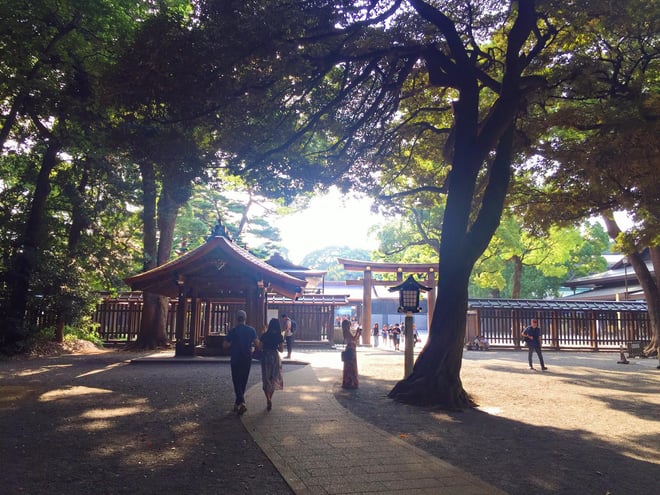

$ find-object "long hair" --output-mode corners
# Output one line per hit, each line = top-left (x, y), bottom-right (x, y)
(341, 318), (352, 339)
(267, 318), (281, 335)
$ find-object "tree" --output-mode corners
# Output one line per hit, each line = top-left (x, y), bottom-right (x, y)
(210, 0), (560, 408)
(108, 6), (250, 349)
(514, 0), (660, 354)
(253, 0), (557, 408)
(471, 215), (609, 298)
(301, 247), (373, 280)
(372, 204), (443, 264)
(0, 0), (145, 354)
(107, 1), (351, 349)
(174, 174), (289, 259)
(371, 192), (609, 299)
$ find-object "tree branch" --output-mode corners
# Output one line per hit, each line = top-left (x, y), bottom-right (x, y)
(378, 185), (448, 202)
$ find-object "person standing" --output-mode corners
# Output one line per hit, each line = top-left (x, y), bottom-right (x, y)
(372, 322), (379, 347)
(341, 318), (362, 389)
(522, 319), (548, 370)
(223, 310), (259, 415)
(282, 313), (296, 359)
(260, 318), (284, 411)
(391, 323), (401, 351)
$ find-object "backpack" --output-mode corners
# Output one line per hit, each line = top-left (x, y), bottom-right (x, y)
(290, 319), (297, 334)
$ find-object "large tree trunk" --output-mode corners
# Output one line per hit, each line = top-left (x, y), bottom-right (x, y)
(1, 140), (59, 354)
(51, 167), (91, 343)
(389, 124), (514, 409)
(132, 164), (191, 350)
(140, 161), (158, 272)
(629, 247), (660, 356)
(134, 291), (170, 349)
(639, 246), (660, 356)
(388, 0), (536, 409)
(132, 161), (170, 350)
(648, 246), (660, 356)
(389, 256), (475, 408)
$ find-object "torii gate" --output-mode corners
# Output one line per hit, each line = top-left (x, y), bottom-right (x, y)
(337, 258), (438, 345)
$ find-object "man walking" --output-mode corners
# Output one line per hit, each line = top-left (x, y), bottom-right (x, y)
(224, 310), (258, 414)
(522, 319), (548, 370)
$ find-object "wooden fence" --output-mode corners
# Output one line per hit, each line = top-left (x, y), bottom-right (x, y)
(92, 295), (652, 352)
(93, 295), (149, 342)
(468, 301), (651, 350)
(93, 296), (239, 343)
(93, 294), (337, 344)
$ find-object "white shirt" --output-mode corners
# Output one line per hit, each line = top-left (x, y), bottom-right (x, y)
(284, 319), (293, 337)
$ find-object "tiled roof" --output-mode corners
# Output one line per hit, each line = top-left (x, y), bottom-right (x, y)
(468, 298), (648, 312)
(124, 236), (306, 299)
(267, 294), (349, 304)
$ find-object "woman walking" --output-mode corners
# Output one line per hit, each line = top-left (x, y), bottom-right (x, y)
(341, 318), (362, 389)
(260, 318), (284, 410)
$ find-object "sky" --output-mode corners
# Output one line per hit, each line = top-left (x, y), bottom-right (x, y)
(273, 187), (385, 264)
(269, 190), (635, 265)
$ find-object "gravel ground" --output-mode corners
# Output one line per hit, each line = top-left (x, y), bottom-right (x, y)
(330, 346), (660, 495)
(1, 343), (658, 495)
(0, 347), (292, 495)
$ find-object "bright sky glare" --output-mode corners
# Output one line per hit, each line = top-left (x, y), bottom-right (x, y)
(270, 191), (634, 265)
(274, 187), (385, 264)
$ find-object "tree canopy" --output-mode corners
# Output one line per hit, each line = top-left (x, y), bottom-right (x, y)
(0, 0), (149, 351)
(1, 0), (656, 382)
(511, 0), (659, 351)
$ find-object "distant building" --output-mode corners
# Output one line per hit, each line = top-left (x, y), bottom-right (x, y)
(562, 250), (653, 301)
(265, 254), (348, 342)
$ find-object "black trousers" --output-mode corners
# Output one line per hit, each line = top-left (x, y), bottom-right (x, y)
(527, 343), (545, 368)
(285, 335), (294, 355)
(231, 357), (252, 405)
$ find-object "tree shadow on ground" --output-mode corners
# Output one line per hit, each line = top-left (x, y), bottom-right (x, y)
(331, 368), (660, 495)
(0, 354), (292, 495)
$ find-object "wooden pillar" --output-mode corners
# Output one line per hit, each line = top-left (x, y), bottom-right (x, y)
(427, 269), (436, 331)
(512, 309), (521, 349)
(589, 310), (598, 350)
(256, 284), (266, 334)
(550, 310), (559, 350)
(175, 278), (192, 357)
(245, 284), (267, 334)
(189, 292), (197, 348)
(404, 312), (414, 377)
(362, 267), (372, 345)
(204, 301), (211, 337)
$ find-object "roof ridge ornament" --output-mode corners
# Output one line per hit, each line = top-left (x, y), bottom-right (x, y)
(208, 218), (232, 241)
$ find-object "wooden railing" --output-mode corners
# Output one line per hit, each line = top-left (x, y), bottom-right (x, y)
(472, 307), (651, 350)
